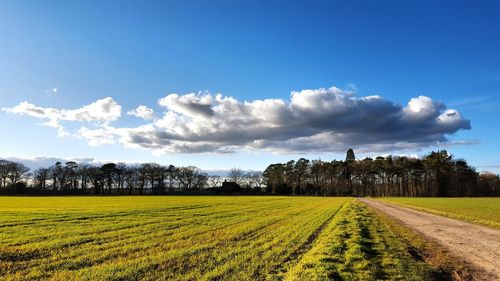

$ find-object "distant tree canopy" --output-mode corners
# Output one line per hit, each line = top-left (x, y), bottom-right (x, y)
(0, 160), (264, 195)
(263, 149), (499, 197)
(0, 149), (498, 196)
(0, 160), (29, 189)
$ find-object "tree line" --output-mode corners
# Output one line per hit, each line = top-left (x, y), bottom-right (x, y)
(0, 160), (265, 195)
(0, 149), (498, 196)
(263, 149), (500, 197)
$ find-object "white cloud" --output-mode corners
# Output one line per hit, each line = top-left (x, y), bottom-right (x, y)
(3, 101), (59, 119)
(403, 95), (443, 121)
(127, 105), (154, 120)
(2, 87), (472, 154)
(60, 97), (121, 123)
(45, 88), (58, 94)
(3, 97), (122, 134)
(77, 126), (118, 146)
(158, 93), (214, 119)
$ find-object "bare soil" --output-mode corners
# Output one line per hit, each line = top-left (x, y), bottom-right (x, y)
(360, 198), (500, 280)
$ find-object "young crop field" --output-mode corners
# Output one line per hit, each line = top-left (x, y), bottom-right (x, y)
(0, 196), (439, 280)
(377, 197), (500, 229)
(285, 201), (436, 281)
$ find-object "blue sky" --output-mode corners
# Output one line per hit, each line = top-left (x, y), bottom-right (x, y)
(0, 0), (499, 172)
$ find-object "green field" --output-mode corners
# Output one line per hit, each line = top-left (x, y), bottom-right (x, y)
(377, 197), (500, 229)
(0, 196), (438, 280)
(285, 201), (435, 281)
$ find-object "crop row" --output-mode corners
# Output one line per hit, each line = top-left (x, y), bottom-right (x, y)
(285, 201), (436, 280)
(0, 197), (347, 280)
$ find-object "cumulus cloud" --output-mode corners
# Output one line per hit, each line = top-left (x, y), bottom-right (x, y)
(2, 87), (472, 154)
(2, 97), (122, 136)
(158, 93), (214, 119)
(61, 97), (121, 123)
(77, 126), (118, 146)
(127, 105), (154, 120)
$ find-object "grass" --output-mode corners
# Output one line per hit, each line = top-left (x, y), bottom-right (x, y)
(368, 204), (478, 280)
(0, 196), (449, 280)
(0, 196), (349, 280)
(285, 200), (437, 281)
(376, 197), (500, 229)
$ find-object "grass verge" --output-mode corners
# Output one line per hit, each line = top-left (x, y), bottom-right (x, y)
(367, 202), (482, 281)
(285, 201), (440, 281)
(376, 198), (500, 229)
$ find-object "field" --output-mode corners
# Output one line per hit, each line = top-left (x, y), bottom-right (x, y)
(377, 197), (500, 229)
(285, 201), (435, 280)
(0, 196), (437, 280)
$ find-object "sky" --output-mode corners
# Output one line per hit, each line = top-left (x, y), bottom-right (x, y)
(0, 0), (499, 173)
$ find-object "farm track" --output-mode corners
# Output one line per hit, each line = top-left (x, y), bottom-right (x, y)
(360, 198), (500, 280)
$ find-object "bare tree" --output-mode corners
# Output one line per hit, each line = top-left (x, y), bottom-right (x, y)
(208, 175), (222, 188)
(115, 163), (127, 194)
(165, 165), (178, 192)
(33, 168), (50, 189)
(7, 162), (30, 186)
(78, 163), (92, 191)
(88, 166), (103, 194)
(65, 161), (79, 190)
(228, 168), (245, 186)
(245, 172), (263, 189)
(124, 166), (138, 195)
(0, 160), (11, 189)
(100, 163), (117, 195)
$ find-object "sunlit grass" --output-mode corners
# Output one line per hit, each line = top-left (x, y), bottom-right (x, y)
(377, 197), (500, 228)
(0, 196), (449, 280)
(285, 201), (435, 281)
(0, 196), (349, 280)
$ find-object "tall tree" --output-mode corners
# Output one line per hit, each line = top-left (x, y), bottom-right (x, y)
(7, 162), (30, 186)
(33, 168), (50, 189)
(344, 149), (356, 195)
(0, 160), (11, 189)
(100, 163), (117, 195)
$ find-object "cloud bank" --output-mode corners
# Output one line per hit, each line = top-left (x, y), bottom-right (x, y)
(2, 86), (471, 154)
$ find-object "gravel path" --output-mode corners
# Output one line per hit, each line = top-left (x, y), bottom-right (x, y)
(359, 198), (500, 280)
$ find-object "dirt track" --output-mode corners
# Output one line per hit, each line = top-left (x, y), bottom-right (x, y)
(359, 198), (500, 280)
